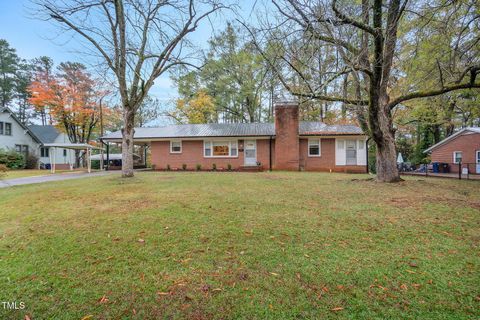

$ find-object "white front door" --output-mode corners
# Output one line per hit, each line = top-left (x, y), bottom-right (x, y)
(244, 140), (257, 166)
(476, 151), (480, 174)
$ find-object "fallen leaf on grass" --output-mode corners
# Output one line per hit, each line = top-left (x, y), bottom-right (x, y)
(405, 269), (416, 274)
(270, 272), (279, 276)
(24, 315), (32, 320)
(157, 292), (171, 296)
(331, 307), (344, 311)
(80, 316), (93, 320)
(400, 284), (408, 290)
(138, 238), (145, 244)
(98, 295), (109, 303)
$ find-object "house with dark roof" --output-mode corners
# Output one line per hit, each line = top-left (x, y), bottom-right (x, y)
(101, 102), (369, 172)
(425, 127), (480, 174)
(0, 107), (41, 160)
(28, 125), (75, 169)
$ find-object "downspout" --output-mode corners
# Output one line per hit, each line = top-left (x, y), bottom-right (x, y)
(366, 137), (370, 174)
(269, 136), (273, 171)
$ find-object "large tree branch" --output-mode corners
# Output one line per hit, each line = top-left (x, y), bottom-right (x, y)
(44, 5), (116, 72)
(332, 0), (379, 36)
(388, 82), (480, 109)
(278, 0), (361, 55)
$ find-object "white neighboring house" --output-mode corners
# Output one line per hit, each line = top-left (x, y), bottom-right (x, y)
(0, 107), (41, 160)
(28, 125), (76, 169)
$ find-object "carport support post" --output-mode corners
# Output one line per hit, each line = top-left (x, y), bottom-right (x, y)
(144, 144), (147, 167)
(87, 148), (91, 173)
(52, 147), (56, 174)
(106, 143), (110, 171)
(49, 148), (53, 173)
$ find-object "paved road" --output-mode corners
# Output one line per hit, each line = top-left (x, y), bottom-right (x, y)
(0, 171), (115, 188)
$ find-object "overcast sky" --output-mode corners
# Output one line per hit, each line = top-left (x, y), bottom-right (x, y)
(0, 0), (264, 121)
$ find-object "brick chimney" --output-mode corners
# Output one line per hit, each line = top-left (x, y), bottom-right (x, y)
(274, 101), (299, 170)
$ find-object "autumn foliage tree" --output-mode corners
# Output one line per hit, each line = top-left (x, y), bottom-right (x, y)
(29, 62), (104, 166)
(169, 90), (216, 124)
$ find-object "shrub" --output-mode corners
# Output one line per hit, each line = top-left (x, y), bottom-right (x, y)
(91, 160), (101, 170)
(212, 163), (217, 171)
(182, 163), (187, 171)
(227, 163), (232, 171)
(166, 164), (171, 171)
(196, 164), (202, 171)
(25, 153), (39, 169)
(0, 149), (25, 169)
(0, 164), (7, 179)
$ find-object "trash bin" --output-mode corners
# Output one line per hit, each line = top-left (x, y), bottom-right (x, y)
(439, 163), (449, 173)
(432, 162), (439, 173)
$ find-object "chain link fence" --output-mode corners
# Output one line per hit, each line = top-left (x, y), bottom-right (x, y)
(401, 162), (480, 180)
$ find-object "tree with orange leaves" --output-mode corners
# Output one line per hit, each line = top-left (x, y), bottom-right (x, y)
(29, 62), (106, 166)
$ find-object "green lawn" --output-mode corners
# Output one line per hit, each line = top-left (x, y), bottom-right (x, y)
(0, 172), (478, 319)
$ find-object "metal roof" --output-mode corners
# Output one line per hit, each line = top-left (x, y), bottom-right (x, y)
(101, 121), (364, 141)
(90, 153), (140, 160)
(43, 143), (103, 150)
(28, 125), (60, 143)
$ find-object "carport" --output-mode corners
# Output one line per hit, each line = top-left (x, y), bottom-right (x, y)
(42, 143), (103, 174)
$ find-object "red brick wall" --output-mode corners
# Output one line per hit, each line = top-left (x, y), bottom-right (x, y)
(299, 138), (367, 173)
(430, 132), (480, 173)
(151, 139), (274, 170)
(53, 163), (71, 170)
(274, 104), (299, 170)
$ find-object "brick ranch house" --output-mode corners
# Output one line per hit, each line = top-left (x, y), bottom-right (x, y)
(101, 103), (368, 172)
(425, 127), (480, 174)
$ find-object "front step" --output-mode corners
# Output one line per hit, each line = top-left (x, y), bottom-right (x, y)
(238, 165), (264, 172)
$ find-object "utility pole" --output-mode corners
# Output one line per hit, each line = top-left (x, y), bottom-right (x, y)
(99, 96), (104, 170)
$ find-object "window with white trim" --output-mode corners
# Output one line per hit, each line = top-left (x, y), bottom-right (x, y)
(41, 147), (49, 158)
(170, 141), (182, 153)
(204, 140), (238, 157)
(308, 139), (321, 156)
(5, 122), (12, 135)
(453, 151), (462, 164)
(358, 140), (365, 150)
(477, 151), (480, 164)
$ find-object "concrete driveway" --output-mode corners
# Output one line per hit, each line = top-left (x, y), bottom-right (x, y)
(0, 171), (115, 188)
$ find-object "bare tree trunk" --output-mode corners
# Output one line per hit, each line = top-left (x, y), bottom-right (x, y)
(373, 94), (401, 182)
(375, 113), (400, 182)
(121, 108), (135, 177)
